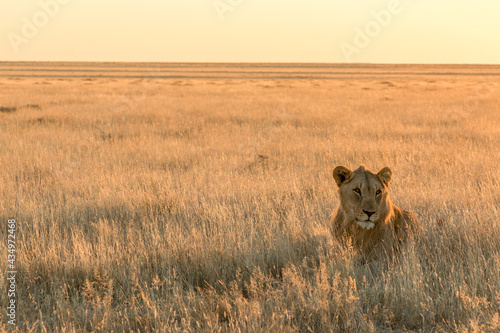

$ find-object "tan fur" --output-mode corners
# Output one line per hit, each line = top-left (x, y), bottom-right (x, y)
(331, 165), (421, 258)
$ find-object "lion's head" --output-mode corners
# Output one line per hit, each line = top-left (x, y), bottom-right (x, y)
(333, 165), (392, 230)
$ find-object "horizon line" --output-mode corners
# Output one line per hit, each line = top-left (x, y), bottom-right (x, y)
(2, 60), (500, 66)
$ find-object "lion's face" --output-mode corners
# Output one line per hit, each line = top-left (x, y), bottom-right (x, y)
(333, 165), (392, 230)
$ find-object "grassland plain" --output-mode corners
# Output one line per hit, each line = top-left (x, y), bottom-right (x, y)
(0, 63), (499, 332)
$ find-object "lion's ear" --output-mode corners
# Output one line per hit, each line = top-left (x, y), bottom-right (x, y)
(377, 167), (392, 186)
(333, 166), (352, 187)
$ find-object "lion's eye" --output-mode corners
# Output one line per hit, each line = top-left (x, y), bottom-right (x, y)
(353, 188), (361, 195)
(376, 190), (382, 195)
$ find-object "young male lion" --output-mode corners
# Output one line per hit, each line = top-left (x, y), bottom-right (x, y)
(331, 165), (421, 258)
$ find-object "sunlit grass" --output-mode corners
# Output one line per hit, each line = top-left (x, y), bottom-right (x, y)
(0, 66), (499, 331)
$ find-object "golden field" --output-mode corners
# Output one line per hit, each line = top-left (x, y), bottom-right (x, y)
(0, 62), (499, 332)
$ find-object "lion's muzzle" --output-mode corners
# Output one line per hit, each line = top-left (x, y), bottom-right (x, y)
(357, 220), (375, 230)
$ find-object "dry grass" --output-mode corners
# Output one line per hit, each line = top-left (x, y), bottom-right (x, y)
(0, 64), (499, 332)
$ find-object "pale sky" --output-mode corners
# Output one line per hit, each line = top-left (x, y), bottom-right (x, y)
(1, 0), (499, 63)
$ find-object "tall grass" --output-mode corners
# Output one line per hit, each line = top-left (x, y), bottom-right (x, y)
(0, 70), (499, 331)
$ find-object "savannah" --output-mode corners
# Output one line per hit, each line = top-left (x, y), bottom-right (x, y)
(0, 62), (499, 332)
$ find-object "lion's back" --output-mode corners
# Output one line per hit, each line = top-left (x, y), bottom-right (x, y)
(395, 207), (422, 242)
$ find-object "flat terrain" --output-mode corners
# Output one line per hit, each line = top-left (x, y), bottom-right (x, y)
(3, 61), (500, 79)
(0, 63), (499, 332)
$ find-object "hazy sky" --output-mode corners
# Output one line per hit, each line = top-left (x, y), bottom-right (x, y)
(1, 0), (499, 63)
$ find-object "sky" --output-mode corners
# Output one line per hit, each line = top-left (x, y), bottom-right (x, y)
(1, 0), (499, 64)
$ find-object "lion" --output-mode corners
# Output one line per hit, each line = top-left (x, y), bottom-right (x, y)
(330, 165), (421, 258)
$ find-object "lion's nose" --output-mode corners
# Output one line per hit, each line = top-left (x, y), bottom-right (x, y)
(363, 210), (375, 218)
